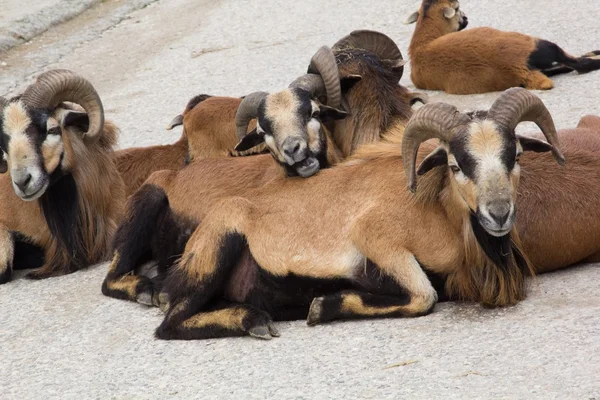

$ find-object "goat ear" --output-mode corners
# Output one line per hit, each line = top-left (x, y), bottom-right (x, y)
(517, 135), (555, 153)
(234, 129), (264, 152)
(404, 11), (419, 24)
(417, 146), (448, 176)
(319, 105), (348, 122)
(409, 92), (429, 106)
(62, 111), (90, 133)
(340, 75), (362, 94)
(443, 7), (456, 19)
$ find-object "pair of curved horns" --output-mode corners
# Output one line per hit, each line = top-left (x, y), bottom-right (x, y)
(402, 87), (565, 192)
(21, 69), (104, 141)
(236, 45), (341, 141)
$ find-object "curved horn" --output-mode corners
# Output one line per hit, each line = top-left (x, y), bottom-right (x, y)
(21, 69), (104, 140)
(333, 30), (404, 80)
(402, 103), (471, 193)
(235, 92), (268, 140)
(488, 87), (565, 165)
(291, 45), (341, 109)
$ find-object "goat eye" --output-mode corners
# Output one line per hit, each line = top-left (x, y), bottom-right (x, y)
(311, 110), (320, 119)
(48, 127), (61, 135)
(450, 165), (461, 173)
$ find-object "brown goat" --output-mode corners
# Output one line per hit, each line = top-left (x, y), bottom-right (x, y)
(406, 0), (600, 94)
(152, 88), (564, 341)
(115, 95), (256, 197)
(102, 31), (420, 306)
(0, 70), (125, 283)
(515, 114), (600, 272)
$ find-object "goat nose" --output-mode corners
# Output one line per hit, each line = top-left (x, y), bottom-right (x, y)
(14, 173), (32, 192)
(282, 138), (306, 163)
(488, 202), (511, 226)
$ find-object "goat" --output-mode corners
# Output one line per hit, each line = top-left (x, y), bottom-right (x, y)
(102, 31), (420, 306)
(513, 114), (600, 273)
(0, 70), (125, 283)
(115, 95), (256, 197)
(405, 0), (600, 94)
(152, 88), (565, 340)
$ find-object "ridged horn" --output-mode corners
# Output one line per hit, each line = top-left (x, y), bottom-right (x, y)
(488, 87), (565, 165)
(21, 69), (104, 141)
(290, 45), (341, 109)
(402, 103), (471, 192)
(235, 92), (268, 140)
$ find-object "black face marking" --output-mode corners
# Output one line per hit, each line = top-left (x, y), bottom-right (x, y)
(500, 136), (518, 172)
(449, 134), (478, 179)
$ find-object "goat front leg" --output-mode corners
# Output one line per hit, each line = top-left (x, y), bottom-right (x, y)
(306, 213), (439, 326)
(307, 253), (437, 326)
(0, 227), (15, 284)
(156, 300), (279, 340)
(102, 184), (174, 304)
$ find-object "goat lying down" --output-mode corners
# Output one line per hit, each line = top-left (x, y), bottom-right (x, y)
(0, 70), (125, 283)
(102, 31), (421, 306)
(516, 114), (600, 273)
(152, 88), (565, 340)
(406, 0), (600, 94)
(115, 95), (258, 197)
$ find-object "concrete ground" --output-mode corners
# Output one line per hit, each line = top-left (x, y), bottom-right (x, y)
(1, 0), (599, 398)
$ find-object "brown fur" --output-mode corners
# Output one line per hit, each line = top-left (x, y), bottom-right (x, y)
(516, 115), (600, 272)
(333, 48), (415, 156)
(408, 0), (554, 94)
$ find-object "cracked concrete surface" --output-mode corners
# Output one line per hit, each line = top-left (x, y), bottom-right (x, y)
(0, 0), (599, 398)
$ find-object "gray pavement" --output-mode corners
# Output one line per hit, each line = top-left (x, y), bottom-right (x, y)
(1, 0), (599, 398)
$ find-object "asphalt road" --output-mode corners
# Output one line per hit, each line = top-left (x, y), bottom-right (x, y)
(1, 0), (599, 398)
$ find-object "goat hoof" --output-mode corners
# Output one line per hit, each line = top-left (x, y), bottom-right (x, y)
(158, 292), (170, 313)
(248, 325), (273, 340)
(307, 297), (324, 326)
(136, 291), (154, 306)
(268, 322), (280, 337)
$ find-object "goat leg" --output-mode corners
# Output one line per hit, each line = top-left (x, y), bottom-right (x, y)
(155, 300), (278, 340)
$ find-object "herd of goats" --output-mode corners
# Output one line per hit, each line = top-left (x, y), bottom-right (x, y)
(1, 0), (600, 341)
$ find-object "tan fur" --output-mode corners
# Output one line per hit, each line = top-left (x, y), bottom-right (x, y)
(408, 0), (551, 94)
(181, 307), (247, 330)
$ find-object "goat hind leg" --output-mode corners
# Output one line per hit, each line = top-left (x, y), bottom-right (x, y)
(102, 184), (170, 304)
